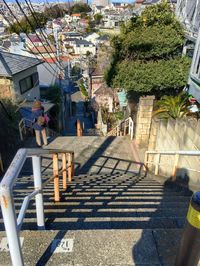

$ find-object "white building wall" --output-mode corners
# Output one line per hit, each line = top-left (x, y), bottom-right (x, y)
(74, 45), (96, 55)
(93, 0), (109, 7)
(12, 66), (40, 102)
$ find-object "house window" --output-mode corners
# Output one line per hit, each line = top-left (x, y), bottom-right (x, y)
(19, 72), (39, 94)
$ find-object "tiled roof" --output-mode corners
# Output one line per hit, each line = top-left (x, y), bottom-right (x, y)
(27, 35), (45, 43)
(29, 45), (56, 54)
(71, 13), (81, 17)
(0, 51), (42, 77)
(74, 39), (94, 46)
(44, 56), (72, 64)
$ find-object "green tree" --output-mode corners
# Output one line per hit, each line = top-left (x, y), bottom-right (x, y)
(69, 3), (91, 14)
(105, 1), (190, 97)
(7, 6), (67, 34)
(110, 57), (191, 96)
(0, 99), (20, 168)
(79, 79), (88, 98)
(86, 16), (96, 33)
(94, 13), (103, 25)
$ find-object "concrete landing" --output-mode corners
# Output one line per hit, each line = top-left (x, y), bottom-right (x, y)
(0, 229), (185, 266)
(46, 136), (142, 175)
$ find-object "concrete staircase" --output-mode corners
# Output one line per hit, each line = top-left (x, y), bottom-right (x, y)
(0, 137), (194, 265)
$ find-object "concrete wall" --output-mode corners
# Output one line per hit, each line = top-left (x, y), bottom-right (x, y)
(148, 117), (200, 185)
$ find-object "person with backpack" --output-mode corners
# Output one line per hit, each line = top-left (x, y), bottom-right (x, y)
(32, 100), (47, 147)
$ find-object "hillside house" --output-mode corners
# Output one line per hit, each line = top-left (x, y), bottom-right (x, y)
(25, 35), (46, 50)
(61, 32), (83, 42)
(93, 84), (118, 112)
(71, 13), (81, 22)
(28, 45), (56, 59)
(73, 39), (96, 56)
(0, 52), (42, 103)
(85, 32), (100, 45)
(52, 19), (62, 31)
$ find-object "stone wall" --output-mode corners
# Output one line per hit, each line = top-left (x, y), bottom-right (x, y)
(135, 96), (155, 146)
(148, 117), (200, 185)
(0, 78), (13, 99)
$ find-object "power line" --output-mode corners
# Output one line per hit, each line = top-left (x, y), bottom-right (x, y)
(15, 0), (63, 72)
(2, 0), (58, 76)
(0, 11), (58, 79)
(25, 0), (64, 70)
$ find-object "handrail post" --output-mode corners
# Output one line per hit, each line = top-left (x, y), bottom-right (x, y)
(62, 153), (67, 190)
(72, 152), (75, 177)
(117, 126), (119, 136)
(32, 155), (45, 229)
(172, 153), (179, 181)
(144, 152), (148, 171)
(175, 192), (200, 266)
(123, 121), (126, 136)
(130, 120), (134, 140)
(19, 120), (24, 141)
(67, 153), (72, 182)
(155, 153), (160, 175)
(53, 153), (60, 202)
(0, 188), (24, 266)
(77, 119), (83, 136)
(0, 153), (3, 172)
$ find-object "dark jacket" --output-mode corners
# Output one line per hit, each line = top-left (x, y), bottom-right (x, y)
(32, 108), (45, 131)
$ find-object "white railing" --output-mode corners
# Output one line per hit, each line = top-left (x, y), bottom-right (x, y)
(144, 150), (200, 181)
(18, 118), (33, 141)
(107, 117), (134, 139)
(0, 148), (75, 266)
(128, 117), (134, 140)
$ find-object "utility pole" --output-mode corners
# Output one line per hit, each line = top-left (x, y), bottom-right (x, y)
(65, 46), (72, 118)
(54, 28), (65, 133)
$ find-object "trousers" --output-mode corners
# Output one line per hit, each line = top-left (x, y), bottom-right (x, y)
(35, 129), (47, 146)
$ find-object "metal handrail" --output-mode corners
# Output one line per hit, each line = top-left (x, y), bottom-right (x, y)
(107, 117), (134, 139)
(144, 150), (200, 179)
(19, 118), (34, 141)
(0, 148), (75, 266)
(145, 150), (200, 155)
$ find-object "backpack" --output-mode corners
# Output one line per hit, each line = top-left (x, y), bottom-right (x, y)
(37, 116), (46, 127)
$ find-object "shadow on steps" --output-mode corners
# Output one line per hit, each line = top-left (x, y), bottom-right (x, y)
(132, 168), (193, 266)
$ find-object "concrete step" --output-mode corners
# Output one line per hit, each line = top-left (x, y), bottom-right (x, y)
(0, 229), (189, 266)
(0, 173), (192, 233)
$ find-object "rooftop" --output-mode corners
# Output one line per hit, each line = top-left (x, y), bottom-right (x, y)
(29, 45), (56, 54)
(0, 51), (42, 77)
(27, 35), (46, 43)
(74, 39), (94, 46)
